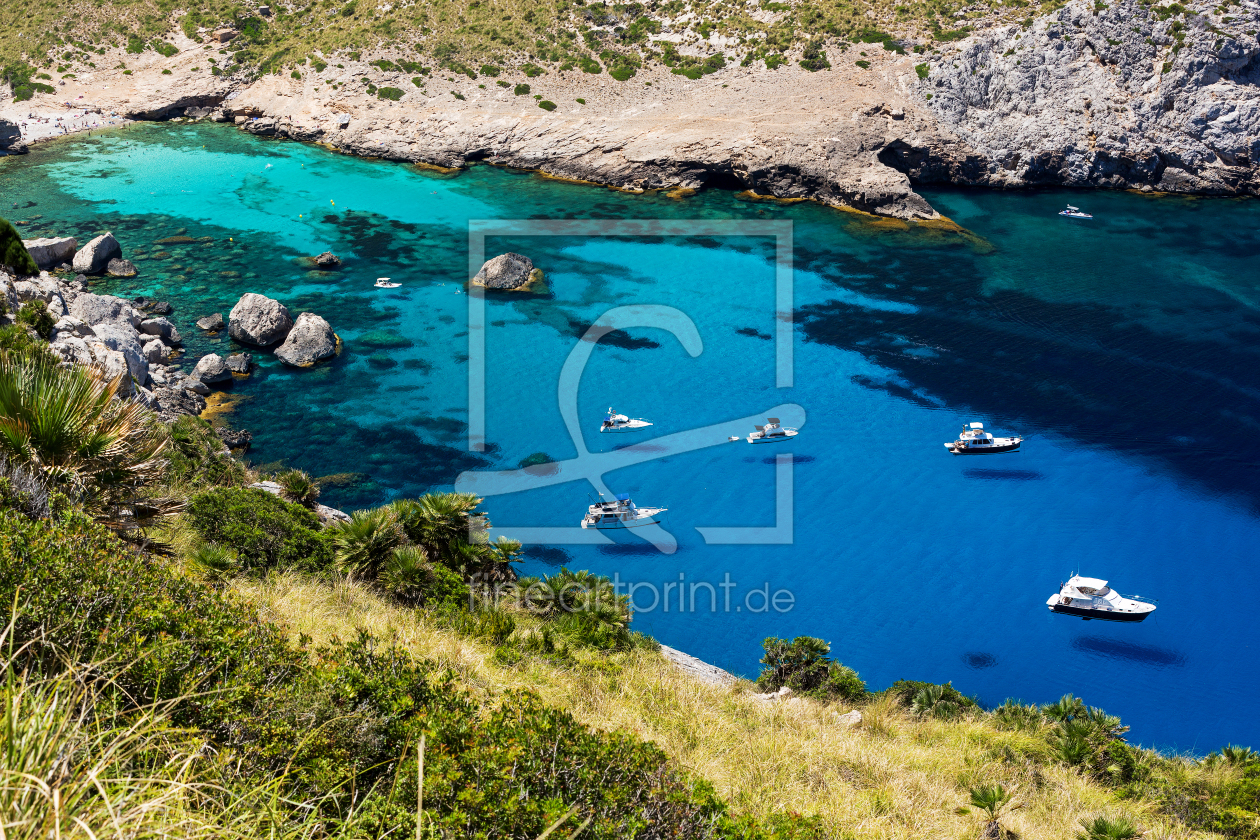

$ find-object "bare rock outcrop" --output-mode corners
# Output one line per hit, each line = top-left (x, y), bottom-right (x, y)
(22, 237), (77, 269)
(72, 233), (122, 275)
(70, 293), (142, 330)
(905, 0), (1260, 195)
(275, 312), (337, 367)
(470, 253), (539, 290)
(228, 293), (292, 346)
(192, 353), (233, 384)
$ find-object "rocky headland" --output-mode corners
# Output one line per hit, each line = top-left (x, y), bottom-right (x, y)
(1, 0), (1255, 218)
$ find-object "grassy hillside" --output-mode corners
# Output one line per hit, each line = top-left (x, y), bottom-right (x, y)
(1, 0), (1048, 94)
(0, 306), (1257, 839)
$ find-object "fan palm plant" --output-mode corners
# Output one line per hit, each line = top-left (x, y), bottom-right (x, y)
(1043, 694), (1086, 722)
(328, 507), (406, 580)
(0, 350), (173, 531)
(392, 492), (485, 562)
(276, 468), (320, 508)
(969, 783), (1015, 839)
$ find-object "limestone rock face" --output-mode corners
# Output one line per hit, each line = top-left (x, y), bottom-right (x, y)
(191, 353), (233, 384)
(12, 275), (67, 317)
(142, 338), (171, 364)
(72, 233), (122, 275)
(471, 253), (535, 290)
(70, 293), (142, 330)
(275, 312), (336, 367)
(910, 0), (1260, 195)
(22, 237), (77, 269)
(228, 293), (292, 346)
(106, 258), (139, 278)
(91, 324), (149, 389)
(0, 119), (20, 150)
(50, 316), (95, 341)
(196, 312), (225, 331)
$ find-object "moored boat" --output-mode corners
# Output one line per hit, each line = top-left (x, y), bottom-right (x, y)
(600, 407), (652, 433)
(374, 277), (402, 288)
(945, 422), (1022, 454)
(747, 417), (798, 444)
(1046, 575), (1156, 622)
(580, 494), (666, 529)
(1059, 204), (1093, 219)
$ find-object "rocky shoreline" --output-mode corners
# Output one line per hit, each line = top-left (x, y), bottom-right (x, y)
(2, 0), (1256, 219)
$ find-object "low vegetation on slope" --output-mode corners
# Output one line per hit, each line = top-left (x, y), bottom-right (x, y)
(0, 234), (1258, 838)
(1, 0), (1078, 96)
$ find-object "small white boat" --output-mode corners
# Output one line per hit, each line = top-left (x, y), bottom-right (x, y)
(747, 417), (798, 444)
(1047, 575), (1156, 622)
(945, 422), (1022, 454)
(1059, 204), (1093, 219)
(580, 494), (666, 529)
(600, 407), (652, 433)
(374, 277), (401, 288)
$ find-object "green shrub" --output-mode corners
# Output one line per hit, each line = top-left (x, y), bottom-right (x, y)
(154, 41), (178, 57)
(380, 545), (468, 606)
(579, 55), (601, 73)
(915, 62), (930, 78)
(167, 416), (248, 489)
(479, 63), (500, 76)
(0, 218), (39, 275)
(800, 39), (831, 71)
(16, 301), (54, 340)
(125, 34), (145, 54)
(757, 636), (867, 701)
(609, 65), (636, 81)
(185, 486), (333, 572)
(311, 59), (327, 72)
(855, 60), (871, 68)
(887, 680), (978, 719)
(575, 97), (586, 103)
(538, 99), (557, 110)
(514, 82), (530, 95)
(290, 69), (301, 79)
(412, 76), (424, 86)
(521, 62), (544, 76)
(377, 86), (404, 100)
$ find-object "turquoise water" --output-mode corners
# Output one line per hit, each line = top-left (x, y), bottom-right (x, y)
(5, 123), (1260, 752)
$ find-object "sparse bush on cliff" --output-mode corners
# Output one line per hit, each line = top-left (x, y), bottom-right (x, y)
(186, 486), (333, 572)
(538, 99), (557, 110)
(329, 506), (406, 579)
(799, 38), (831, 71)
(757, 636), (867, 701)
(16, 300), (55, 339)
(514, 82), (531, 95)
(276, 468), (320, 507)
(0, 217), (39, 276)
(377, 85), (404, 100)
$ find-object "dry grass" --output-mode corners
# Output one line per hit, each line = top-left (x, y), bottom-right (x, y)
(234, 573), (1216, 840)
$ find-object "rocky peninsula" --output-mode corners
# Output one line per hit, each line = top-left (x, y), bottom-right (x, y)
(1, 0), (1255, 218)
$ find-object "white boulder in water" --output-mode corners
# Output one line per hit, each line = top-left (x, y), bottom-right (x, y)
(228, 293), (293, 346)
(72, 232), (122, 275)
(275, 312), (337, 367)
(22, 237), (77, 269)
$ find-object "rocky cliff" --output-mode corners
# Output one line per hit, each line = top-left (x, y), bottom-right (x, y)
(894, 0), (1260, 194)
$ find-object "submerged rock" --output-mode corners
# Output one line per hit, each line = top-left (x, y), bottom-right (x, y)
(106, 258), (138, 278)
(275, 312), (337, 367)
(470, 252), (538, 290)
(226, 352), (253, 374)
(196, 312), (225, 331)
(72, 232), (122, 275)
(228, 293), (292, 346)
(191, 353), (232, 384)
(22, 237), (77, 269)
(313, 251), (341, 269)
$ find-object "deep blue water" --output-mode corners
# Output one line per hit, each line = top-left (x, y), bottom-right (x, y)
(5, 123), (1260, 753)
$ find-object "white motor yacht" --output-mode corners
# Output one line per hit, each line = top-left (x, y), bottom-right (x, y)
(747, 417), (798, 444)
(1047, 575), (1156, 622)
(600, 407), (652, 433)
(945, 422), (1022, 454)
(374, 277), (401, 288)
(580, 494), (666, 529)
(1059, 204), (1093, 219)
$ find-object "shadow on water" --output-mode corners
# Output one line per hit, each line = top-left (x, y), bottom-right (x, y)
(1071, 636), (1188, 667)
(963, 468), (1045, 481)
(598, 542), (685, 556)
(762, 454), (815, 465)
(522, 545), (574, 567)
(963, 652), (999, 669)
(796, 246), (1260, 512)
